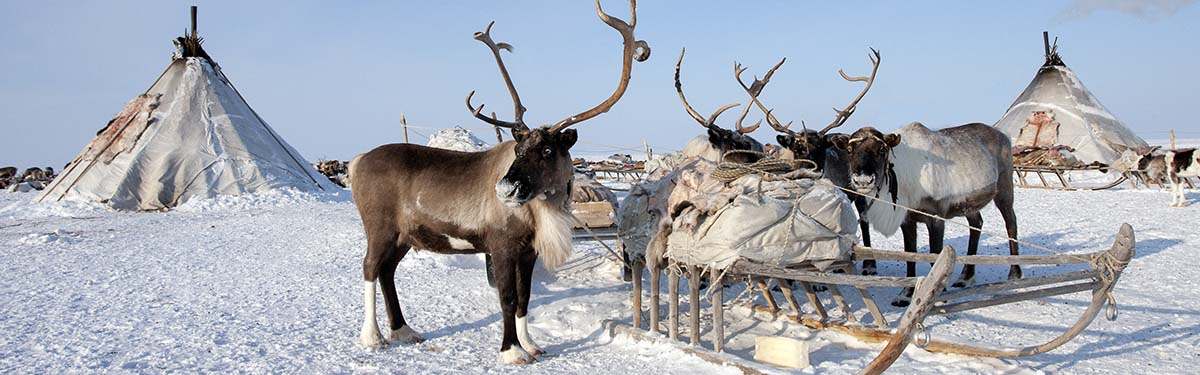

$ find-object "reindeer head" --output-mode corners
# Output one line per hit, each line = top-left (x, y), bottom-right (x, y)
(832, 127), (901, 195)
(466, 0), (650, 207)
(739, 48), (881, 174)
(674, 49), (763, 164)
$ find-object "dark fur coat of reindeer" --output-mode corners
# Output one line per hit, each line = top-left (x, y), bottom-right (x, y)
(831, 123), (1021, 306)
(350, 0), (650, 364)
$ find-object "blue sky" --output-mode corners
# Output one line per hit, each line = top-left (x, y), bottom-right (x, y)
(1, 1), (1197, 167)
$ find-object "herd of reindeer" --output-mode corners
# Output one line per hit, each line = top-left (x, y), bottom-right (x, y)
(344, 0), (1040, 364)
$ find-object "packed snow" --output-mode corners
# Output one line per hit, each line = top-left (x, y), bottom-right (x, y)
(1, 184), (1198, 374)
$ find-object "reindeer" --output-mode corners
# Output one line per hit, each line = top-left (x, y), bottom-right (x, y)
(830, 123), (1021, 306)
(349, 1), (649, 364)
(735, 50), (884, 274)
(632, 49), (765, 274)
(674, 48), (764, 164)
(1167, 148), (1200, 207)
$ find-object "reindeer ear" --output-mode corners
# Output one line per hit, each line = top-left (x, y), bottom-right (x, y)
(884, 134), (902, 147)
(776, 135), (793, 148)
(558, 129), (578, 149)
(830, 134), (850, 150)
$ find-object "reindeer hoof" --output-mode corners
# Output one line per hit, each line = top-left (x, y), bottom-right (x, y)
(358, 333), (388, 349)
(526, 347), (546, 357)
(1008, 267), (1023, 280)
(951, 276), (975, 288)
(389, 326), (424, 344)
(498, 347), (535, 364)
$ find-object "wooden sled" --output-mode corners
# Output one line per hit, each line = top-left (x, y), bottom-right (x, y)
(1013, 165), (1129, 191)
(614, 223), (1135, 374)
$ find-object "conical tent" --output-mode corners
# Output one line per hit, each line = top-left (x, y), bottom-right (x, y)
(39, 10), (336, 210)
(994, 34), (1147, 164)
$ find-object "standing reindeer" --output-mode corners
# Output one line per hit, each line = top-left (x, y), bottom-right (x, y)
(350, 0), (650, 364)
(736, 49), (883, 274)
(674, 48), (764, 164)
(831, 123), (1022, 306)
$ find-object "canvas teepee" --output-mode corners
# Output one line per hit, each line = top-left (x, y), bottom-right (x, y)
(994, 32), (1147, 164)
(39, 7), (336, 210)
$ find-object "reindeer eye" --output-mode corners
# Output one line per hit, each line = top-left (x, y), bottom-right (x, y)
(542, 147), (552, 157)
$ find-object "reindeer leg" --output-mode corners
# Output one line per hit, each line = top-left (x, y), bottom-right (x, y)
(514, 248), (545, 357)
(493, 250), (534, 364)
(381, 244), (422, 344)
(892, 218), (918, 307)
(995, 180), (1023, 279)
(359, 235), (395, 348)
(485, 254), (497, 288)
(855, 198), (877, 275)
(954, 213), (982, 288)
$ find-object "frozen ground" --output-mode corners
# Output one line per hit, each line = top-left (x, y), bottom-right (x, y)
(1, 185), (1197, 374)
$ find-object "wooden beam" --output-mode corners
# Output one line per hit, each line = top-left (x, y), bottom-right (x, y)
(731, 261), (919, 288)
(650, 265), (661, 334)
(852, 246), (1095, 265)
(632, 262), (644, 329)
(862, 247), (956, 374)
(669, 268), (680, 340)
(796, 281), (828, 321)
(933, 281), (1097, 315)
(688, 265), (702, 346)
(935, 269), (1097, 302)
(713, 273), (724, 353)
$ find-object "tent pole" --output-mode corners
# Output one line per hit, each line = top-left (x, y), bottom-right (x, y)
(1171, 130), (1176, 150)
(191, 6), (198, 37)
(1042, 31), (1050, 58)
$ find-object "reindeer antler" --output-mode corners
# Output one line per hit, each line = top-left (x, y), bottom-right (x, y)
(819, 48), (881, 135)
(547, 0), (651, 133)
(734, 58), (787, 136)
(465, 21), (528, 132)
(675, 48), (741, 130)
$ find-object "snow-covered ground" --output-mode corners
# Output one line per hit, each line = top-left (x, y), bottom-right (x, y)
(1, 186), (1198, 374)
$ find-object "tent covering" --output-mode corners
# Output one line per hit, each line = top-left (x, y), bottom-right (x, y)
(39, 34), (335, 210)
(994, 37), (1147, 164)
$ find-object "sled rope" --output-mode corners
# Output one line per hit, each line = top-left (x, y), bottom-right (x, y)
(1090, 249), (1128, 321)
(712, 150), (819, 182)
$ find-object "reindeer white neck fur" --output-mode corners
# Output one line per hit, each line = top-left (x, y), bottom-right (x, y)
(683, 135), (724, 163)
(862, 123), (1003, 236)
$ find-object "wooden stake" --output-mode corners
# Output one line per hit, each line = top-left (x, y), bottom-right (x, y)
(688, 265), (701, 346)
(1171, 129), (1176, 150)
(632, 261), (644, 330)
(401, 113), (409, 143)
(712, 273), (724, 353)
(649, 265), (662, 334)
(668, 269), (680, 340)
(643, 138), (652, 161)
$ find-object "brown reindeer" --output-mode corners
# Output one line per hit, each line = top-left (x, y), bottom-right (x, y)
(735, 49), (883, 274)
(350, 1), (649, 364)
